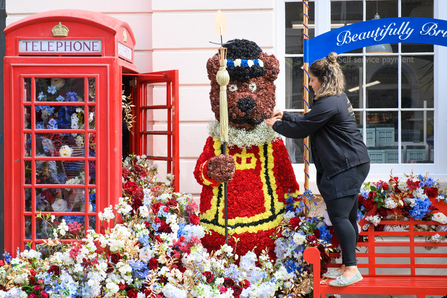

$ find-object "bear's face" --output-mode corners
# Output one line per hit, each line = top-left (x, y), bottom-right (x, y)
(207, 52), (280, 131)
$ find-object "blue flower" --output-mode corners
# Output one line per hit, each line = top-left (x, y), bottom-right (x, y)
(241, 59), (249, 67)
(66, 91), (78, 102)
(227, 59), (235, 67)
(409, 197), (432, 220)
(38, 92), (46, 101)
(284, 259), (300, 274)
(56, 95), (65, 102)
(317, 225), (333, 243)
(48, 85), (57, 94)
(3, 252), (12, 264)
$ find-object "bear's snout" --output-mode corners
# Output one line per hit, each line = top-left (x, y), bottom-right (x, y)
(237, 97), (256, 114)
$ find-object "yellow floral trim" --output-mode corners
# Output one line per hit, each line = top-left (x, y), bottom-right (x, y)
(201, 213), (284, 235)
(200, 161), (214, 186)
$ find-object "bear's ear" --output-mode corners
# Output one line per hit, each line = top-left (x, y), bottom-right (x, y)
(259, 52), (280, 81)
(206, 55), (220, 81)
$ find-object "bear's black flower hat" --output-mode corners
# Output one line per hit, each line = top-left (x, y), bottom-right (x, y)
(223, 39), (266, 81)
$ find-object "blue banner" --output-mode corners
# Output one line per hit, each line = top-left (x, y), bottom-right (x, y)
(306, 17), (447, 64)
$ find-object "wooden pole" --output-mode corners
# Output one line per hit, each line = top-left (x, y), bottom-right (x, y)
(303, 0), (311, 211)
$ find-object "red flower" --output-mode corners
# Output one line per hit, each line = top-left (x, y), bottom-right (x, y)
(118, 283), (128, 290)
(127, 288), (139, 298)
(152, 202), (164, 214)
(189, 214), (200, 225)
(28, 294), (38, 298)
(122, 168), (132, 179)
(377, 207), (388, 218)
(219, 286), (228, 294)
(30, 269), (37, 276)
(123, 181), (143, 198)
(363, 200), (374, 212)
(148, 258), (159, 270)
(158, 221), (172, 233)
(232, 285), (243, 297)
(223, 277), (235, 288)
(202, 271), (215, 283)
(167, 199), (178, 208)
(306, 235), (318, 245)
(406, 179), (420, 192)
(48, 265), (60, 276)
(106, 262), (114, 273)
(289, 217), (301, 229)
(40, 291), (49, 298)
(240, 279), (250, 289)
(33, 285), (43, 291)
(382, 183), (389, 190)
(368, 191), (376, 200)
(425, 187), (438, 198)
(154, 235), (162, 243)
(110, 253), (122, 264)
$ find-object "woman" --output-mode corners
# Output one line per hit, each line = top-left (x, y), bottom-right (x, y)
(266, 52), (370, 287)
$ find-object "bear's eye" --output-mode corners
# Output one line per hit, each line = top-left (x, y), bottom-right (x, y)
(249, 83), (257, 92)
(228, 84), (238, 92)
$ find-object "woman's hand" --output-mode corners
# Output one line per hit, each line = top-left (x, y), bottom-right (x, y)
(266, 117), (278, 127)
(273, 109), (283, 120)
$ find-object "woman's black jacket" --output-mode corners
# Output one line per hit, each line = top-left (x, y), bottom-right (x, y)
(272, 93), (370, 179)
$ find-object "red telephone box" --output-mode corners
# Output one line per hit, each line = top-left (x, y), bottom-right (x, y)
(3, 9), (179, 255)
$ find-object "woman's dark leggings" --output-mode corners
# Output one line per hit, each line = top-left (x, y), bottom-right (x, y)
(325, 194), (359, 266)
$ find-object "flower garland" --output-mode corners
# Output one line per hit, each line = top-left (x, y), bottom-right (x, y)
(208, 120), (281, 148)
(0, 155), (330, 297)
(358, 171), (447, 244)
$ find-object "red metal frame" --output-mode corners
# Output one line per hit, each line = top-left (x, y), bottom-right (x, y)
(126, 71), (180, 192)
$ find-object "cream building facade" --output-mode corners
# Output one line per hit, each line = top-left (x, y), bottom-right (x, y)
(5, 0), (447, 198)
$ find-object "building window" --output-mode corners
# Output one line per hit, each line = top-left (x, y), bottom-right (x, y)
(284, 0), (434, 165)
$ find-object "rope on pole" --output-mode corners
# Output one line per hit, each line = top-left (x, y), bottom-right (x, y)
(302, 0), (311, 212)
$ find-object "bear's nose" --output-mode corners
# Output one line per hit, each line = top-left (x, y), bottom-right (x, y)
(237, 97), (256, 114)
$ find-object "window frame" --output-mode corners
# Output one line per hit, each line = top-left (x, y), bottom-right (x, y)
(277, 0), (447, 186)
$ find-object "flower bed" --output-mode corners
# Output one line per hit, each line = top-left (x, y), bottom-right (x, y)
(1, 156), (446, 297)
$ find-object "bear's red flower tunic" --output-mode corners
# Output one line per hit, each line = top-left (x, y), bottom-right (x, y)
(194, 135), (299, 257)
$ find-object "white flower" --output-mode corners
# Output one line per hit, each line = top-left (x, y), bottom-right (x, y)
(432, 212), (447, 224)
(139, 247), (153, 262)
(247, 60), (254, 67)
(234, 59), (242, 67)
(292, 231), (306, 246)
(162, 283), (187, 298)
(139, 205), (149, 218)
(258, 60), (264, 67)
(52, 198), (68, 212)
(105, 282), (119, 295)
(57, 219), (69, 236)
(384, 197), (398, 209)
(366, 215), (382, 226)
(283, 211), (295, 221)
(59, 145), (73, 157)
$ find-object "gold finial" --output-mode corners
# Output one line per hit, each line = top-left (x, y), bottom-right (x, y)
(52, 22), (69, 37)
(123, 29), (127, 43)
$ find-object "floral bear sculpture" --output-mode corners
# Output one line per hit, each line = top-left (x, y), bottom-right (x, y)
(194, 39), (300, 258)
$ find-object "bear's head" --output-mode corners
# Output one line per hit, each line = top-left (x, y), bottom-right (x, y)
(207, 39), (280, 130)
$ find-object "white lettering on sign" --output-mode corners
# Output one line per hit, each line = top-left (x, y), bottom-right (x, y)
(420, 22), (447, 37)
(19, 40), (102, 53)
(118, 42), (132, 60)
(336, 22), (414, 46)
